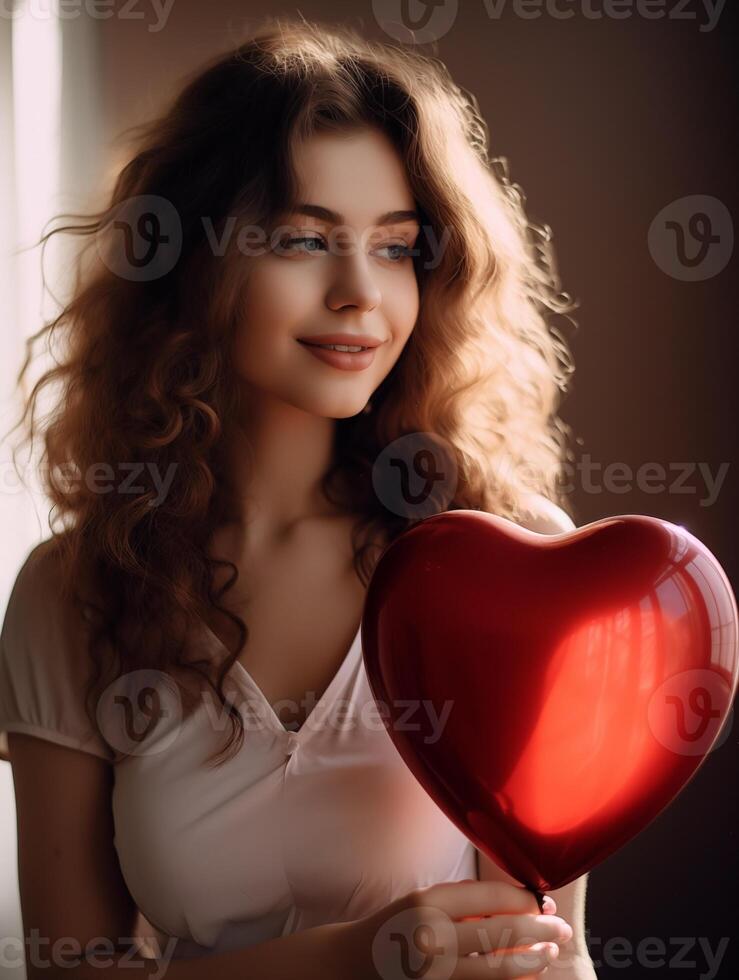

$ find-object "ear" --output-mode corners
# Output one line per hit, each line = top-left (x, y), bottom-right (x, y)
(517, 493), (576, 534)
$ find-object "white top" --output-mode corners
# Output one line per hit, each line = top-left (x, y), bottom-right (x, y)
(0, 542), (477, 960)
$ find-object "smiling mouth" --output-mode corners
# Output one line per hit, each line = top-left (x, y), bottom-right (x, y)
(296, 339), (379, 372)
(298, 341), (369, 352)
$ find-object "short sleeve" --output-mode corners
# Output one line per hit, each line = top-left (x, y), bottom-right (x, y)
(0, 541), (115, 763)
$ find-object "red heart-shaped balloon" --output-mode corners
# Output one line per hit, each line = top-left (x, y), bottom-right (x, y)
(361, 511), (738, 892)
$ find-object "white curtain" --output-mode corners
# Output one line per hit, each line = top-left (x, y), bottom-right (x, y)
(0, 2), (104, 972)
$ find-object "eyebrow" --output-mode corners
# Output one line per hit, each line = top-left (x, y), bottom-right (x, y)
(293, 204), (421, 227)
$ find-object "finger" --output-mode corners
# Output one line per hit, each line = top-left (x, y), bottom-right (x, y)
(425, 880), (541, 920)
(541, 894), (557, 915)
(456, 913), (572, 956)
(453, 941), (558, 979)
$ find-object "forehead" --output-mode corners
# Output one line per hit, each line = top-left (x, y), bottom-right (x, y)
(289, 127), (416, 220)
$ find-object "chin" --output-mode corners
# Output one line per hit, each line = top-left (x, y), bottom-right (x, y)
(317, 399), (370, 420)
(337, 406), (370, 420)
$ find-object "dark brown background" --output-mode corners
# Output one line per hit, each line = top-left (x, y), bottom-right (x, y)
(95, 2), (737, 975)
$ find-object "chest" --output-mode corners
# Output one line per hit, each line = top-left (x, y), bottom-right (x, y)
(205, 519), (369, 728)
(115, 667), (476, 951)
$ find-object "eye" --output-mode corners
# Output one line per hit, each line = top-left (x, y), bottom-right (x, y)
(374, 243), (414, 262)
(278, 234), (415, 262)
(282, 236), (325, 252)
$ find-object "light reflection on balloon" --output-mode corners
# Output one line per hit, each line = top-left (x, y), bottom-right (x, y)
(361, 511), (738, 893)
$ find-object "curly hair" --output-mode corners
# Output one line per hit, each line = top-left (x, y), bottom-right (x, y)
(5, 16), (578, 767)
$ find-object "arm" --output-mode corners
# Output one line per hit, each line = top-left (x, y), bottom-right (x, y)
(7, 732), (349, 980)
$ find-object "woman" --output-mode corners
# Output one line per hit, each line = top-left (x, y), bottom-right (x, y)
(0, 17), (596, 979)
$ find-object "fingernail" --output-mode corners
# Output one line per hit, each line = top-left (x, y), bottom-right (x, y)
(541, 895), (556, 913)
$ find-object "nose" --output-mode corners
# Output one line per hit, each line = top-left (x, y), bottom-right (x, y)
(324, 253), (382, 313)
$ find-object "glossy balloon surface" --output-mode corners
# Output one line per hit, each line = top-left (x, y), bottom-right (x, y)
(361, 512), (738, 892)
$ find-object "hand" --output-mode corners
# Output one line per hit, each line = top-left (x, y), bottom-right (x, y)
(337, 878), (574, 979)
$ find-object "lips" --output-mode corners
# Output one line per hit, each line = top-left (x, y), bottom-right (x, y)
(298, 341), (368, 351)
(296, 333), (383, 349)
(296, 339), (379, 372)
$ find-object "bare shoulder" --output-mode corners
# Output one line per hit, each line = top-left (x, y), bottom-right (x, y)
(517, 494), (576, 534)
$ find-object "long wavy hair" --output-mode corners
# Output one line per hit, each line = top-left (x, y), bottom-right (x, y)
(6, 17), (577, 767)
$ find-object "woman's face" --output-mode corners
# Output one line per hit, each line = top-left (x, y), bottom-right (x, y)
(231, 126), (421, 418)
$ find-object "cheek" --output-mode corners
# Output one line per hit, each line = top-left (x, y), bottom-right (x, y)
(384, 268), (420, 337)
(237, 262), (318, 352)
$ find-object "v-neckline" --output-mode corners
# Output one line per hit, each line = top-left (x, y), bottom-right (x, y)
(196, 618), (363, 743)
